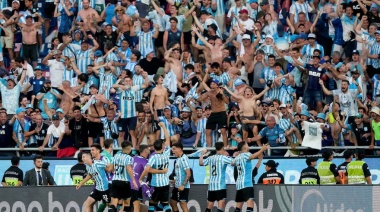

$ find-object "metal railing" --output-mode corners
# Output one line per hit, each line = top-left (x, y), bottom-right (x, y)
(1, 146), (379, 157)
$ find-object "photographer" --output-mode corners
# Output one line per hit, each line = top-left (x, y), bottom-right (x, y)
(178, 107), (197, 147)
(198, 78), (229, 147)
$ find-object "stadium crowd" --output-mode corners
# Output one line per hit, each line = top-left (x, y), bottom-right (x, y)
(0, 0), (378, 158)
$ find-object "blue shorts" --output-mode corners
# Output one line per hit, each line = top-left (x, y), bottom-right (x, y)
(117, 117), (137, 132)
(303, 89), (322, 106)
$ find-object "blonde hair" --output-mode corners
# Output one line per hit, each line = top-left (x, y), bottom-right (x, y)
(114, 5), (126, 14)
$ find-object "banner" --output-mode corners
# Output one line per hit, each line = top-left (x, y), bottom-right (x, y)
(1, 158), (380, 185)
(254, 185), (377, 212)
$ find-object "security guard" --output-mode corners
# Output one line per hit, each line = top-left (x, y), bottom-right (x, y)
(337, 150), (353, 184)
(70, 152), (94, 185)
(299, 157), (320, 185)
(317, 149), (341, 184)
(1, 156), (23, 186)
(345, 149), (372, 185)
(257, 160), (284, 184)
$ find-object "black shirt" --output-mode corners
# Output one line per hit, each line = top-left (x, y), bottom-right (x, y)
(2, 166), (23, 186)
(29, 123), (49, 146)
(299, 166), (320, 184)
(258, 170), (284, 184)
(97, 31), (118, 50)
(0, 123), (13, 148)
(70, 163), (89, 185)
(138, 58), (165, 76)
(69, 118), (89, 148)
(351, 122), (371, 146)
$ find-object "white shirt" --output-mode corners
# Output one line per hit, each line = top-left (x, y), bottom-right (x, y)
(332, 89), (358, 117)
(47, 122), (65, 137)
(47, 60), (65, 87)
(16, 63), (34, 92)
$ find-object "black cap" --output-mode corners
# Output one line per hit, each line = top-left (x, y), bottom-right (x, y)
(306, 157), (318, 165)
(343, 150), (354, 159)
(322, 149), (333, 160)
(205, 105), (212, 110)
(52, 113), (60, 120)
(44, 79), (51, 84)
(90, 84), (98, 89)
(264, 160), (278, 168)
(200, 10), (210, 15)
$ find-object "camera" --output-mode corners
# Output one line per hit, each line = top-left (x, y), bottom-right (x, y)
(178, 120), (184, 126)
(266, 80), (273, 87)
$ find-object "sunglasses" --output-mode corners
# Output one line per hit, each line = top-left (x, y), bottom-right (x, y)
(116, 9), (123, 12)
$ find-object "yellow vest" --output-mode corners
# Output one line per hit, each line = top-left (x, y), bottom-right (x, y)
(317, 161), (336, 185)
(347, 160), (366, 184)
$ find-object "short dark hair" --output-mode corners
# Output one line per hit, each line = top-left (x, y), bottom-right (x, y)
(73, 106), (81, 112)
(184, 64), (194, 71)
(33, 155), (43, 162)
(91, 144), (102, 152)
(215, 142), (224, 151)
(132, 50), (141, 60)
(169, 17), (178, 23)
(15, 56), (24, 63)
(153, 140), (164, 151)
(273, 62), (282, 69)
(104, 139), (114, 148)
(210, 62), (220, 69)
(341, 79), (350, 85)
(268, 54), (276, 60)
(11, 156), (20, 165)
(77, 152), (84, 162)
(237, 142), (246, 151)
(139, 144), (149, 154)
(78, 73), (89, 83)
(172, 142), (183, 150)
(121, 141), (133, 149)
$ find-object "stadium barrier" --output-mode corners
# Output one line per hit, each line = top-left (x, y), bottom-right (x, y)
(0, 185), (378, 212)
(1, 157), (380, 185)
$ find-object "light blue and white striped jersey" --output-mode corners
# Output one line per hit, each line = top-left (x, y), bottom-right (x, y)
(211, 130), (220, 146)
(118, 85), (142, 118)
(279, 117), (297, 144)
(201, 6), (215, 16)
(147, 146), (171, 187)
(301, 44), (325, 63)
(233, 152), (253, 190)
(163, 14), (186, 31)
(158, 116), (178, 139)
(174, 154), (191, 189)
(99, 71), (117, 100)
(125, 61), (138, 74)
(132, 74), (145, 102)
(87, 159), (109, 191)
(60, 43), (80, 59)
(100, 117), (119, 148)
(227, 6), (247, 31)
(209, 72), (230, 86)
(373, 75), (380, 100)
(136, 31), (155, 58)
(370, 42), (380, 69)
(83, 74), (100, 95)
(118, 47), (132, 61)
(37, 91), (59, 114)
(112, 151), (133, 181)
(0, 0), (7, 10)
(214, 0), (225, 16)
(260, 45), (276, 61)
(76, 49), (93, 73)
(203, 154), (232, 190)
(63, 67), (77, 88)
(262, 21), (278, 36)
(146, 9), (166, 32)
(14, 120), (33, 146)
(279, 83), (296, 104)
(289, 1), (312, 23)
(197, 117), (207, 147)
(260, 67), (284, 99)
(270, 77), (286, 100)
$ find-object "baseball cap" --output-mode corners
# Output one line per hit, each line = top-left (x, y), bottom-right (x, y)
(209, 78), (219, 84)
(242, 34), (251, 40)
(264, 160), (278, 168)
(44, 79), (51, 84)
(316, 113), (326, 120)
(90, 84), (98, 89)
(249, 0), (258, 3)
(182, 107), (191, 112)
(370, 107), (380, 116)
(279, 104), (287, 109)
(300, 109), (310, 117)
(234, 78), (244, 87)
(260, 0), (269, 5)
(239, 9), (249, 14)
(265, 34), (274, 40)
(94, 50), (103, 57)
(35, 65), (42, 70)
(298, 33), (307, 40)
(300, 103), (308, 111)
(230, 123), (237, 129)
(375, 30), (380, 35)
(56, 108), (64, 113)
(306, 157), (318, 165)
(312, 54), (321, 59)
(156, 67), (165, 76)
(153, 74), (163, 82)
(335, 62), (343, 69)
(308, 33), (316, 39)
(6, 75), (15, 82)
(25, 104), (33, 109)
(229, 101), (239, 110)
(164, 106), (171, 110)
(352, 50), (360, 55)
(262, 99), (271, 105)
(290, 34), (299, 42)
(16, 107), (26, 115)
(355, 113), (363, 119)
(343, 150), (354, 159)
(52, 113), (60, 120)
(195, 106), (202, 110)
(12, 0), (20, 4)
